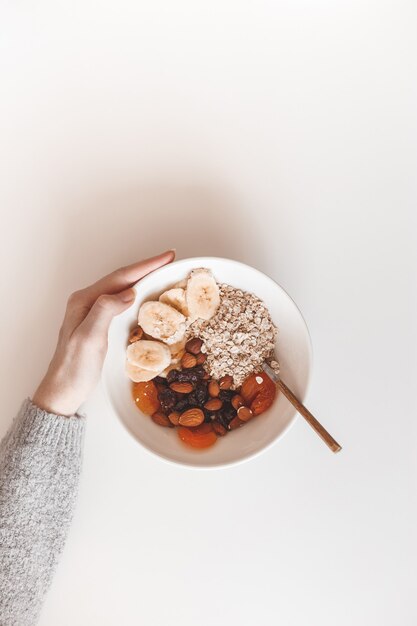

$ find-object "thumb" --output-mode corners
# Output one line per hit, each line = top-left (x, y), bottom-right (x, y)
(77, 288), (136, 339)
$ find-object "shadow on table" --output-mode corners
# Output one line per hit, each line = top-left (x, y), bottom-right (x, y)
(54, 182), (269, 287)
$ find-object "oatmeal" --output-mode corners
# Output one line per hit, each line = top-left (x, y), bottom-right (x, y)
(189, 284), (279, 387)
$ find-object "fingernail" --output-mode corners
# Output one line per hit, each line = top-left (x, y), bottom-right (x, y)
(119, 288), (136, 302)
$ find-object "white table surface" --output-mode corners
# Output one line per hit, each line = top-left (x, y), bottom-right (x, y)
(1, 1), (416, 624)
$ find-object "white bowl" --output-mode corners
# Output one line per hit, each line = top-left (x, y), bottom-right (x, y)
(103, 257), (312, 469)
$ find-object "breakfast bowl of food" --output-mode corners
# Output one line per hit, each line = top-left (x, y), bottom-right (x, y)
(103, 257), (313, 468)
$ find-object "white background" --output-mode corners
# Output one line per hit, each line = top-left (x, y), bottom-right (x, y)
(1, 1), (416, 624)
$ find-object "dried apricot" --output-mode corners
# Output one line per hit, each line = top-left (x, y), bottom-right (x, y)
(177, 423), (218, 449)
(250, 387), (276, 416)
(240, 372), (276, 416)
(240, 372), (275, 403)
(132, 381), (160, 415)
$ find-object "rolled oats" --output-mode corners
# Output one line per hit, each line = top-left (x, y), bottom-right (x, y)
(189, 284), (280, 387)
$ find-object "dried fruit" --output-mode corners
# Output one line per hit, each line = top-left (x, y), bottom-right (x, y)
(178, 408), (205, 427)
(170, 382), (194, 394)
(158, 387), (177, 412)
(196, 352), (207, 365)
(181, 352), (197, 369)
(208, 380), (220, 397)
(167, 368), (180, 383)
(132, 381), (160, 415)
(204, 398), (223, 411)
(177, 423), (218, 448)
(194, 381), (208, 405)
(219, 389), (234, 402)
(228, 416), (245, 430)
(185, 337), (203, 355)
(168, 411), (180, 426)
(231, 394), (244, 410)
(251, 388), (276, 416)
(219, 375), (233, 389)
(212, 420), (227, 436)
(152, 411), (173, 427)
(237, 406), (254, 422)
(129, 325), (144, 343)
(241, 372), (275, 403)
(174, 398), (189, 413)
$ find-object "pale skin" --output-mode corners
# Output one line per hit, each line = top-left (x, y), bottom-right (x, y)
(33, 250), (175, 416)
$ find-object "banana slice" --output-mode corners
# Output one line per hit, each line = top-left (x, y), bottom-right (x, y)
(169, 337), (187, 363)
(173, 279), (187, 289)
(125, 361), (157, 382)
(186, 268), (220, 321)
(138, 301), (186, 344)
(159, 288), (189, 317)
(126, 339), (171, 372)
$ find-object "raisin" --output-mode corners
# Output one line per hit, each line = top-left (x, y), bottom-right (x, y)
(219, 389), (234, 402)
(195, 381), (208, 405)
(167, 368), (180, 384)
(154, 376), (168, 386)
(186, 391), (198, 407)
(217, 413), (230, 430)
(158, 388), (178, 412)
(174, 399), (189, 413)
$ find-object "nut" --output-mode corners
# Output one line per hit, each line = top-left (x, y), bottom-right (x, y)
(181, 352), (197, 368)
(219, 375), (233, 389)
(185, 337), (203, 355)
(212, 420), (227, 436)
(204, 398), (223, 411)
(169, 382), (194, 393)
(129, 325), (144, 343)
(228, 416), (245, 430)
(168, 411), (180, 426)
(237, 406), (254, 422)
(152, 411), (173, 427)
(208, 380), (220, 397)
(178, 408), (205, 427)
(231, 394), (244, 410)
(196, 352), (207, 365)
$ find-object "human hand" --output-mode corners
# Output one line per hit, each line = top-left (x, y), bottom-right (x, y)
(32, 250), (175, 416)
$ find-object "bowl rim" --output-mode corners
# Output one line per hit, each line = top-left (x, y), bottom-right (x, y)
(103, 256), (313, 470)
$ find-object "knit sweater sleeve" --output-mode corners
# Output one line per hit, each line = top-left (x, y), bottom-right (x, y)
(0, 399), (85, 626)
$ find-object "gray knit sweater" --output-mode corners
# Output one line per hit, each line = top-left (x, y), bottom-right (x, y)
(0, 399), (85, 626)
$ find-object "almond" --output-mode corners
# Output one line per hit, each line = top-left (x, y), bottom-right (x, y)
(129, 325), (144, 343)
(185, 337), (203, 355)
(152, 411), (173, 427)
(196, 352), (207, 365)
(204, 398), (223, 411)
(169, 382), (194, 393)
(231, 394), (244, 410)
(181, 352), (197, 369)
(228, 416), (245, 430)
(212, 420), (227, 436)
(237, 406), (254, 422)
(208, 380), (220, 397)
(219, 375), (233, 390)
(168, 411), (180, 426)
(178, 408), (205, 427)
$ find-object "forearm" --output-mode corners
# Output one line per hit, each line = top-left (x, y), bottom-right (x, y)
(0, 399), (85, 626)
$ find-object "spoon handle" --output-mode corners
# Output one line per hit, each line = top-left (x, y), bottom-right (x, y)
(277, 378), (342, 453)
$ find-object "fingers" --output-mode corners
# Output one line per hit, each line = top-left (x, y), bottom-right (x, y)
(86, 250), (175, 303)
(61, 249), (175, 336)
(75, 288), (136, 341)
